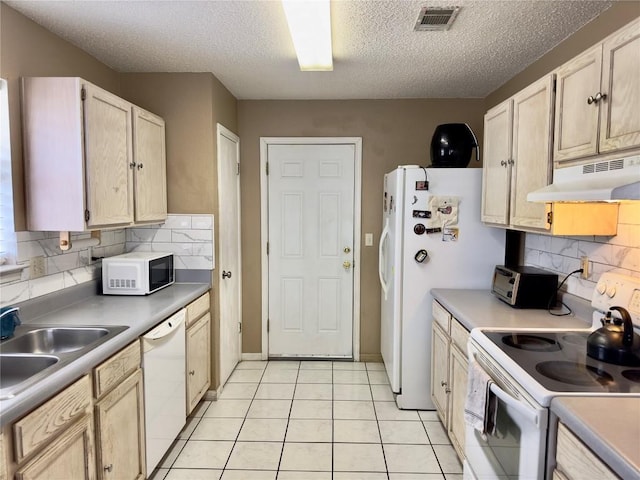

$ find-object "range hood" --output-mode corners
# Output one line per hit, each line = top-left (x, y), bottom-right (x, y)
(528, 155), (640, 202)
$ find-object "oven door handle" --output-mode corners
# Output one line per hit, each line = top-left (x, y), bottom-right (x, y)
(489, 382), (541, 427)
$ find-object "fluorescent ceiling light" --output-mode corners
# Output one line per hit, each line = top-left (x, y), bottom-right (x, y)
(282, 0), (333, 71)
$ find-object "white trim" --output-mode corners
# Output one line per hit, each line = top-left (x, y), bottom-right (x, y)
(259, 137), (363, 361)
(216, 123), (243, 380)
(241, 353), (264, 361)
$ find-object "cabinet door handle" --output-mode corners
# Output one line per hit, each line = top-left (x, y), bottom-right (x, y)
(441, 381), (448, 387)
(445, 388), (451, 394)
(222, 270), (232, 279)
(594, 92), (607, 102)
(500, 160), (507, 167)
(507, 159), (515, 166)
(129, 162), (136, 169)
(137, 163), (144, 169)
(189, 370), (195, 376)
(104, 464), (113, 473)
(587, 95), (596, 105)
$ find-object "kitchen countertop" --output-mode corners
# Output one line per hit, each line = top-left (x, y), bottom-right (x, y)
(0, 281), (210, 427)
(551, 397), (640, 479)
(431, 288), (639, 479)
(431, 288), (592, 331)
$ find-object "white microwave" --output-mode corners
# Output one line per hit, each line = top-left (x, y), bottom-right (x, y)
(102, 252), (174, 295)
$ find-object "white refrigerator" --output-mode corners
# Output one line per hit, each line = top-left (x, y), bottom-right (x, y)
(379, 166), (505, 410)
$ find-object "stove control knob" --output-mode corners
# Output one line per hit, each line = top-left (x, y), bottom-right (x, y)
(596, 281), (607, 295)
(606, 285), (617, 298)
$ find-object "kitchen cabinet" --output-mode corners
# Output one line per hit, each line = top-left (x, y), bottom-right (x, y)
(132, 107), (167, 223)
(185, 292), (212, 415)
(554, 18), (640, 163)
(430, 300), (469, 460)
(481, 75), (554, 231)
(93, 342), (145, 480)
(2, 376), (96, 480)
(554, 422), (617, 480)
(21, 77), (167, 232)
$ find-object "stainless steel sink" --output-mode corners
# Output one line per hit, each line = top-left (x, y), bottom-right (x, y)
(0, 355), (59, 390)
(0, 327), (111, 354)
(0, 325), (128, 399)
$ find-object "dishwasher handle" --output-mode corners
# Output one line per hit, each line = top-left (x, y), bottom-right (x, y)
(143, 309), (185, 341)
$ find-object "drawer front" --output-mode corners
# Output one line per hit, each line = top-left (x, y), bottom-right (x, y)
(13, 375), (92, 463)
(450, 319), (469, 353)
(186, 292), (210, 328)
(93, 341), (141, 399)
(432, 300), (451, 333)
(556, 423), (618, 480)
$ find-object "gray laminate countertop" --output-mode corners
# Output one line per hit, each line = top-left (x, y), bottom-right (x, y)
(0, 281), (210, 427)
(551, 397), (640, 479)
(430, 288), (592, 331)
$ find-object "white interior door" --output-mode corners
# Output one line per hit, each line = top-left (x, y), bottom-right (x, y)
(217, 124), (241, 385)
(267, 143), (355, 357)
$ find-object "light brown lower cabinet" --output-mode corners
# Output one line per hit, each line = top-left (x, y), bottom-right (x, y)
(430, 300), (469, 461)
(94, 369), (145, 480)
(186, 312), (211, 414)
(554, 422), (618, 479)
(15, 414), (96, 480)
(1, 376), (96, 480)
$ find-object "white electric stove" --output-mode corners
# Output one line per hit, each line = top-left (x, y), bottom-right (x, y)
(464, 271), (640, 480)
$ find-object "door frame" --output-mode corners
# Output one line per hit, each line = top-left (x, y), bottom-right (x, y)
(260, 137), (362, 360)
(217, 123), (242, 382)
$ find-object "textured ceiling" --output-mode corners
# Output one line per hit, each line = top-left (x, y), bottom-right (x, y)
(5, 0), (614, 100)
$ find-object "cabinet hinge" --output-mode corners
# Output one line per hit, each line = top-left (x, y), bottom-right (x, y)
(85, 209), (90, 222)
(266, 162), (269, 176)
(81, 88), (86, 101)
(547, 211), (553, 225)
(239, 322), (242, 333)
(237, 162), (240, 176)
(267, 319), (269, 333)
(266, 242), (269, 255)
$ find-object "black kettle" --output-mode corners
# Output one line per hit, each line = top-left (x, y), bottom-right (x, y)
(587, 306), (640, 366)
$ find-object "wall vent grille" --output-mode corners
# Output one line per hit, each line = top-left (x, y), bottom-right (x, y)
(414, 6), (461, 31)
(582, 158), (627, 175)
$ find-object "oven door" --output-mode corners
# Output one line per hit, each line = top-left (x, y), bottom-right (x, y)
(464, 351), (548, 480)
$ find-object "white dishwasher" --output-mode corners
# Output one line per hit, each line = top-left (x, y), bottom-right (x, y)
(142, 308), (186, 474)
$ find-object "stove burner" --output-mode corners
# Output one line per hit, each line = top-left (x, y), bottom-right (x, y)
(560, 333), (588, 347)
(536, 361), (615, 387)
(502, 334), (561, 352)
(621, 370), (640, 384)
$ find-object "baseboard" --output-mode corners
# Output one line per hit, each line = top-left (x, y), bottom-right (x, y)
(203, 389), (218, 401)
(241, 353), (263, 361)
(359, 353), (383, 363)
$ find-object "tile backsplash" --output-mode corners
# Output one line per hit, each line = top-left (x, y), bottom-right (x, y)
(524, 203), (640, 300)
(0, 214), (215, 307)
(126, 214), (215, 270)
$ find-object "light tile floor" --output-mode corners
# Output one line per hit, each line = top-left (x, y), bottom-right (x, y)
(150, 360), (463, 480)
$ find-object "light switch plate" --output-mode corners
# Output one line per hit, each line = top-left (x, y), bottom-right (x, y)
(365, 233), (373, 246)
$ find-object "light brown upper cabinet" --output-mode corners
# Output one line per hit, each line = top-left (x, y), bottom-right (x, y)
(22, 77), (167, 232)
(482, 75), (554, 231)
(132, 107), (167, 223)
(554, 18), (640, 163)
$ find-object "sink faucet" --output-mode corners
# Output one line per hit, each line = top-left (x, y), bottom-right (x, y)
(0, 306), (21, 340)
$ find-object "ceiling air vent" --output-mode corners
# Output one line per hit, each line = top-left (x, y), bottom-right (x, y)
(414, 6), (461, 31)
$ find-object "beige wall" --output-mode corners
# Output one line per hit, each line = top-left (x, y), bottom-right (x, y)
(120, 73), (238, 388)
(0, 3), (121, 231)
(485, 1), (640, 109)
(237, 99), (487, 357)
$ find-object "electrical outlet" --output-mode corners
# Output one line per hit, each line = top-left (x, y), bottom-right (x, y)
(30, 255), (46, 279)
(580, 256), (590, 279)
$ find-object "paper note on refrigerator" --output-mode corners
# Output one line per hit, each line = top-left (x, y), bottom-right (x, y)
(426, 196), (460, 228)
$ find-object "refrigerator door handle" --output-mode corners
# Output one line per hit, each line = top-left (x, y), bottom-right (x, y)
(379, 218), (390, 300)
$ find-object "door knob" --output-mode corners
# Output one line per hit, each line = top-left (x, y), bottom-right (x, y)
(222, 270), (232, 279)
(344, 247), (351, 254)
(343, 261), (352, 270)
